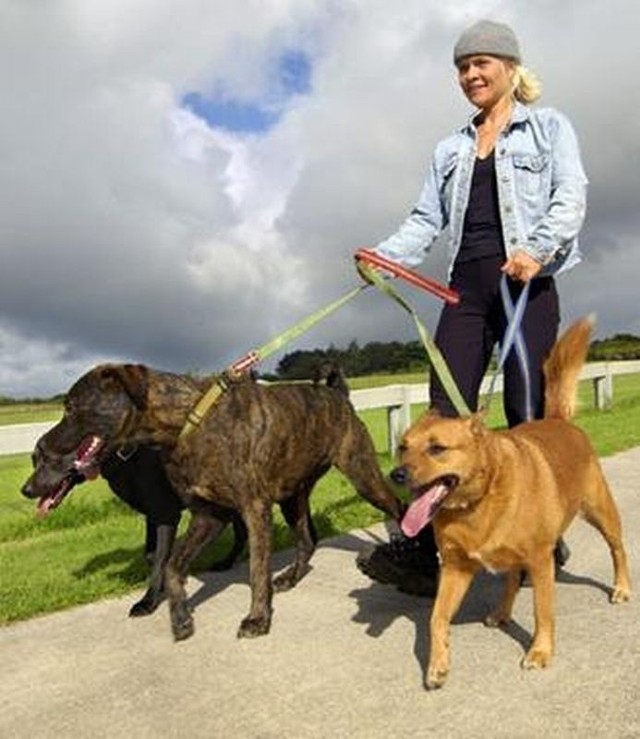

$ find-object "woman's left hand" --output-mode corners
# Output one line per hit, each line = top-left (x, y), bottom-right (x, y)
(501, 251), (542, 282)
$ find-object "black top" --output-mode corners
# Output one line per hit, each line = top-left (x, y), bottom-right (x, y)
(455, 150), (505, 264)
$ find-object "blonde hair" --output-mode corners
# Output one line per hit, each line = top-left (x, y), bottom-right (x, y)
(511, 64), (542, 104)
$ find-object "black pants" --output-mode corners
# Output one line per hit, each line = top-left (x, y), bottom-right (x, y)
(416, 256), (559, 555)
(429, 256), (560, 427)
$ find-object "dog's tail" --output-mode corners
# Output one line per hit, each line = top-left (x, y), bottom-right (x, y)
(543, 315), (595, 421)
(313, 362), (350, 398)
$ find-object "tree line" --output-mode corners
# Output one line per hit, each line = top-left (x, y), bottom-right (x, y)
(2, 333), (639, 404)
(270, 333), (640, 381)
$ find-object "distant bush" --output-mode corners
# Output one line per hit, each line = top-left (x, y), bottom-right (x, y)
(589, 334), (640, 361)
(274, 333), (640, 380)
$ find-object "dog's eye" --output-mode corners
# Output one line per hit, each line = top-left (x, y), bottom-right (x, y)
(427, 443), (447, 456)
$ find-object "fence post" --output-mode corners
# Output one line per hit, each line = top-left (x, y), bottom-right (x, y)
(387, 406), (401, 458)
(387, 388), (413, 457)
(401, 384), (412, 432)
(593, 363), (613, 410)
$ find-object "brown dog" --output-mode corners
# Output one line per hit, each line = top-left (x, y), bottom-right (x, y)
(392, 317), (631, 689)
(22, 365), (403, 640)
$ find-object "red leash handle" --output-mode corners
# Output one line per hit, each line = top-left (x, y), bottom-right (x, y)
(355, 248), (459, 305)
(229, 351), (260, 375)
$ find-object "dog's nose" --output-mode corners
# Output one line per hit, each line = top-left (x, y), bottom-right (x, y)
(390, 466), (409, 485)
(21, 481), (33, 498)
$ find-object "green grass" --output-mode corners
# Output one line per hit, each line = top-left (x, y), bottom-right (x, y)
(1, 373), (639, 625)
(0, 402), (62, 426)
(0, 456), (397, 624)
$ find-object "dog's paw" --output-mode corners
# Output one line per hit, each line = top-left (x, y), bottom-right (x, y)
(172, 618), (194, 642)
(170, 603), (194, 642)
(129, 598), (160, 618)
(610, 586), (631, 604)
(521, 648), (551, 670)
(425, 667), (448, 690)
(129, 592), (162, 618)
(273, 571), (296, 592)
(237, 615), (271, 639)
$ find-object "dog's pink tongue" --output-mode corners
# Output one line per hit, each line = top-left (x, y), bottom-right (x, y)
(36, 496), (54, 518)
(401, 483), (449, 538)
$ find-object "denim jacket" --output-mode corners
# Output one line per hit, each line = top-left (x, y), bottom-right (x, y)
(375, 102), (588, 277)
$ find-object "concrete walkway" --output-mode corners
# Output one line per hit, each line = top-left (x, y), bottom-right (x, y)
(2, 448), (639, 739)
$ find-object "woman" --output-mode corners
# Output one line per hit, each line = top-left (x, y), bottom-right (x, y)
(356, 19), (588, 596)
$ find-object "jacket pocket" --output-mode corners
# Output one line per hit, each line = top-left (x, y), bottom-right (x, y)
(513, 153), (548, 172)
(512, 153), (550, 198)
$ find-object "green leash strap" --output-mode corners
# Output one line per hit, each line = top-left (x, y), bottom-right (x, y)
(356, 261), (471, 417)
(229, 284), (368, 374)
(179, 283), (369, 441)
(178, 374), (229, 442)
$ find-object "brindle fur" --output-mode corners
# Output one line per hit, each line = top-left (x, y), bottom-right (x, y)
(25, 364), (403, 640)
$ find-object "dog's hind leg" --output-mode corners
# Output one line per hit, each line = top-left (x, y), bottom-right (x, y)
(273, 487), (318, 592)
(208, 514), (248, 572)
(144, 517), (158, 565)
(581, 469), (631, 604)
(237, 498), (274, 639)
(130, 523), (177, 617)
(165, 512), (226, 641)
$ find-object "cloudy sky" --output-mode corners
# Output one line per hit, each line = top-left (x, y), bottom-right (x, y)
(1, 0), (639, 397)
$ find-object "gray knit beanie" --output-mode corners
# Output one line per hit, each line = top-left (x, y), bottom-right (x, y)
(453, 20), (521, 65)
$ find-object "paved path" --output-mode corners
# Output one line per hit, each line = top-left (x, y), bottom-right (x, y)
(2, 448), (639, 738)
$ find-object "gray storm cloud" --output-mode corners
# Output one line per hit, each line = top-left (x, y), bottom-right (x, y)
(1, 0), (639, 397)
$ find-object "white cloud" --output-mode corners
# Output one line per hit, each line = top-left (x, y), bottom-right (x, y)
(1, 0), (639, 397)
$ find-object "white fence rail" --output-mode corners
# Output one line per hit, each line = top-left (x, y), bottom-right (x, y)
(0, 421), (59, 456)
(350, 360), (640, 454)
(1, 361), (639, 457)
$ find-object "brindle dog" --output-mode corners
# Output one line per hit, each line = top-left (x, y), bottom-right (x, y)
(23, 441), (250, 617)
(22, 365), (403, 640)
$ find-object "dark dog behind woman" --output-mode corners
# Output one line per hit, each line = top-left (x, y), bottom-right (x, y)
(356, 19), (587, 595)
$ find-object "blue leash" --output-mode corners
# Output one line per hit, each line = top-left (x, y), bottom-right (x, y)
(484, 275), (533, 421)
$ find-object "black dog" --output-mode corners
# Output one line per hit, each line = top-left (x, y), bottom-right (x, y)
(23, 439), (317, 618)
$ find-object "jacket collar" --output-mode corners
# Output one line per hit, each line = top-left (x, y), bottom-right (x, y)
(459, 100), (530, 136)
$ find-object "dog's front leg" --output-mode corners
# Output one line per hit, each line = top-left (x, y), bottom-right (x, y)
(144, 517), (158, 565)
(426, 564), (475, 690)
(522, 555), (555, 669)
(165, 512), (225, 641)
(237, 500), (273, 639)
(130, 523), (177, 617)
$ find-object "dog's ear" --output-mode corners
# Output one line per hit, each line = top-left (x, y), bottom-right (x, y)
(99, 364), (149, 410)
